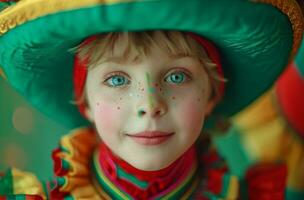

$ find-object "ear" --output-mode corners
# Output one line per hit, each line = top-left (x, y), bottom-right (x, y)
(204, 99), (216, 116)
(84, 106), (94, 122)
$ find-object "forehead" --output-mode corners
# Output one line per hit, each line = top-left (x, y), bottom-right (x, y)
(101, 53), (198, 66)
(79, 31), (207, 69)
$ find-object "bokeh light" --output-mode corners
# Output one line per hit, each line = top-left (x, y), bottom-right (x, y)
(2, 143), (27, 169)
(12, 106), (35, 134)
(0, 68), (5, 79)
(0, 77), (67, 180)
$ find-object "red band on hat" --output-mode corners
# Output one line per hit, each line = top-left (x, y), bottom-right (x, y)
(187, 32), (225, 97)
(73, 33), (224, 117)
(275, 63), (304, 138)
(73, 36), (97, 117)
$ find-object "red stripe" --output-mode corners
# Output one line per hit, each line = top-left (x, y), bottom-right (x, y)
(73, 36), (97, 117)
(187, 32), (225, 98)
(276, 63), (304, 138)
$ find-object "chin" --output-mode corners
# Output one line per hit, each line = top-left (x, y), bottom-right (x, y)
(128, 156), (176, 171)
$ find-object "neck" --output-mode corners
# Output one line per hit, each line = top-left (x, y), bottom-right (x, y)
(91, 142), (198, 199)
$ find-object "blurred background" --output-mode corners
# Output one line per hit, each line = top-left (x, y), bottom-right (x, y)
(0, 76), (68, 181)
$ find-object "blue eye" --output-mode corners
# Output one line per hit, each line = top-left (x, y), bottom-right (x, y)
(105, 74), (130, 87)
(165, 71), (187, 84)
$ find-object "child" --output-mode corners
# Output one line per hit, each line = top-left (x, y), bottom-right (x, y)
(49, 31), (233, 199)
(0, 0), (303, 199)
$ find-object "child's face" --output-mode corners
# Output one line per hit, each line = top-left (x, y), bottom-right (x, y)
(85, 35), (215, 171)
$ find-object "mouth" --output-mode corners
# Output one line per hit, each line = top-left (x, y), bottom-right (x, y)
(126, 131), (174, 145)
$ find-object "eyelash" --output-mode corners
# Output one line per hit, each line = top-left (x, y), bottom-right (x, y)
(103, 72), (131, 88)
(102, 68), (192, 88)
(164, 69), (191, 85)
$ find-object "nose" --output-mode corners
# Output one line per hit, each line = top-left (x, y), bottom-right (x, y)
(136, 87), (168, 118)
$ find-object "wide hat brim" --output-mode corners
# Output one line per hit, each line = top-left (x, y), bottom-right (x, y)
(0, 0), (303, 129)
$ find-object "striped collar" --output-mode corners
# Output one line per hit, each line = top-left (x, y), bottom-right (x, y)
(91, 143), (199, 200)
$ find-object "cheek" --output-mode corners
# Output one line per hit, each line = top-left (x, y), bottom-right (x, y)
(178, 97), (206, 132)
(93, 103), (121, 135)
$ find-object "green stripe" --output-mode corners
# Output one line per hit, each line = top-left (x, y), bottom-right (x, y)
(92, 149), (200, 200)
(0, 2), (16, 12)
(116, 165), (149, 189)
(220, 174), (230, 197)
(145, 72), (155, 108)
(202, 191), (220, 200)
(63, 195), (74, 200)
(91, 150), (132, 199)
(214, 127), (254, 178)
(9, 195), (25, 200)
(286, 188), (304, 200)
(295, 39), (304, 76)
(59, 145), (70, 153)
(41, 182), (49, 200)
(157, 164), (198, 200)
(0, 169), (13, 195)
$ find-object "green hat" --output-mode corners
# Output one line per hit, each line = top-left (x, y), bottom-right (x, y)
(0, 0), (303, 129)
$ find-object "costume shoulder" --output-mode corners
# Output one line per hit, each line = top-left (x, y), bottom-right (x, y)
(195, 135), (239, 200)
(49, 127), (103, 199)
(0, 167), (46, 199)
(0, 127), (100, 200)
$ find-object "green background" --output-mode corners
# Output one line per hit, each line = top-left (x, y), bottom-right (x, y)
(0, 77), (68, 181)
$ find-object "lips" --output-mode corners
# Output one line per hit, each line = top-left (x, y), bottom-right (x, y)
(129, 131), (174, 137)
(126, 131), (174, 145)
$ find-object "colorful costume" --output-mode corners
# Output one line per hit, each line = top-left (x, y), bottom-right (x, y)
(0, 0), (303, 199)
(0, 127), (238, 199)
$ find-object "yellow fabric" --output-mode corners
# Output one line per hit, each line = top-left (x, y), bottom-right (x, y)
(180, 178), (199, 200)
(0, 0), (138, 35)
(233, 89), (287, 161)
(232, 89), (304, 190)
(91, 176), (113, 199)
(54, 127), (110, 199)
(225, 175), (239, 200)
(11, 168), (46, 199)
(281, 128), (304, 190)
(232, 89), (278, 129)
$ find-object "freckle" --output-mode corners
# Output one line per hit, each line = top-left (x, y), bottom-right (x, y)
(117, 106), (120, 110)
(155, 83), (159, 87)
(159, 88), (162, 92)
(120, 97), (122, 100)
(97, 102), (100, 106)
(172, 96), (176, 100)
(197, 98), (201, 102)
(141, 88), (144, 92)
